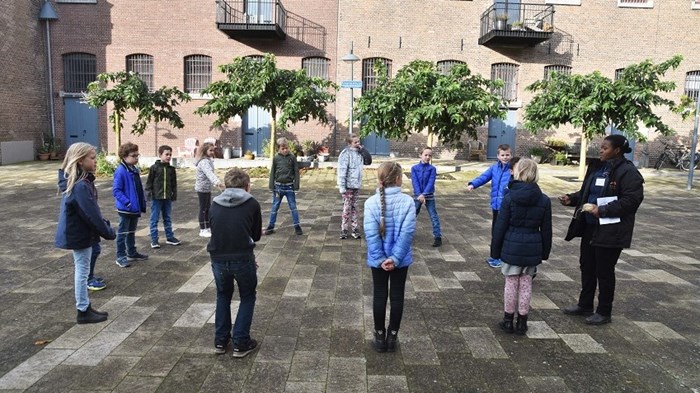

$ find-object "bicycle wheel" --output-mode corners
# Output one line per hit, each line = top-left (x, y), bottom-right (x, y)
(654, 153), (667, 170)
(680, 152), (700, 171)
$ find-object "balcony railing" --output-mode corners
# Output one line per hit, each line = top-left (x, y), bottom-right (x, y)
(479, 3), (555, 47)
(216, 0), (287, 39)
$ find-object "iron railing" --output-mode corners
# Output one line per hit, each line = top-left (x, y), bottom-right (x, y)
(480, 3), (554, 38)
(216, 0), (287, 33)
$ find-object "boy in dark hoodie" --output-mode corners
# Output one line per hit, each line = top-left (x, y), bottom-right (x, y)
(264, 138), (302, 235)
(145, 145), (180, 249)
(208, 168), (262, 358)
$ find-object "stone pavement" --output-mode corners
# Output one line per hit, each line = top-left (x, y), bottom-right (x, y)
(0, 159), (698, 393)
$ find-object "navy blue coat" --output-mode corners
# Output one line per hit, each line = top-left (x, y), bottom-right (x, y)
(491, 181), (552, 266)
(55, 170), (116, 250)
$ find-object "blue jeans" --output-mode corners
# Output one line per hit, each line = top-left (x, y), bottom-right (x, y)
(116, 213), (139, 259)
(268, 184), (300, 228)
(415, 198), (442, 238)
(89, 242), (101, 280)
(150, 199), (174, 242)
(73, 247), (92, 311)
(212, 258), (258, 345)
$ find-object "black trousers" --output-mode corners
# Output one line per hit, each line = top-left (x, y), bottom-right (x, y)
(371, 266), (409, 332)
(578, 224), (622, 317)
(198, 192), (212, 229)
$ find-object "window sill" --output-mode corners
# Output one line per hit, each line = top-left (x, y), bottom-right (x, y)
(617, 1), (654, 8)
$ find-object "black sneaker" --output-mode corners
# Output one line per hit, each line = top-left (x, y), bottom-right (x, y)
(232, 338), (258, 358)
(150, 241), (161, 249)
(263, 227), (275, 235)
(432, 237), (442, 247)
(294, 225), (303, 235)
(386, 330), (398, 352)
(351, 231), (361, 239)
(214, 340), (228, 355)
(166, 237), (181, 246)
(127, 252), (148, 261)
(339, 230), (348, 240)
(77, 308), (108, 324)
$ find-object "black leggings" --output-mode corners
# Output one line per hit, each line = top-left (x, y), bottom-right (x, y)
(371, 266), (409, 332)
(198, 192), (212, 229)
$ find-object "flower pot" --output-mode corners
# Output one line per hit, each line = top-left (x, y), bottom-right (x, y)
(244, 154), (254, 160)
(38, 153), (50, 161)
(494, 19), (507, 30)
(318, 154), (328, 162)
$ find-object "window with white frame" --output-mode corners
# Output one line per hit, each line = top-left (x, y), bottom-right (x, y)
(685, 71), (700, 103)
(126, 54), (154, 91)
(491, 63), (519, 102)
(543, 65), (572, 80)
(615, 67), (625, 81)
(302, 57), (330, 80)
(362, 58), (392, 93)
(618, 0), (653, 8)
(62, 53), (96, 93)
(184, 55), (212, 94)
(245, 55), (264, 62)
(437, 60), (465, 75)
(693, 0), (700, 10)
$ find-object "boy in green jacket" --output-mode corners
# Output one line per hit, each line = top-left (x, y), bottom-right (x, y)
(146, 145), (180, 248)
(264, 138), (302, 235)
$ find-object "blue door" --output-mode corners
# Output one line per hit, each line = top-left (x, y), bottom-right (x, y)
(487, 109), (517, 159)
(361, 132), (390, 156)
(242, 106), (270, 156)
(64, 98), (98, 149)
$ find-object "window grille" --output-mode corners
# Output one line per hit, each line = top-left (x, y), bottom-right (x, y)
(543, 65), (572, 80)
(362, 58), (392, 93)
(245, 55), (265, 62)
(62, 53), (96, 93)
(618, 0), (653, 8)
(685, 71), (700, 103)
(302, 57), (330, 80)
(184, 55), (212, 94)
(126, 54), (154, 91)
(491, 63), (519, 101)
(614, 68), (625, 81)
(437, 60), (465, 75)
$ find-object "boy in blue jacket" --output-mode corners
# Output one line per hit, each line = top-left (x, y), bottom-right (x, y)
(466, 144), (512, 268)
(410, 147), (442, 247)
(113, 142), (148, 268)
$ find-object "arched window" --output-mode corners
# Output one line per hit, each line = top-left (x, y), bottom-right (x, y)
(685, 70), (700, 103)
(184, 55), (212, 94)
(126, 54), (154, 91)
(437, 60), (465, 75)
(543, 65), (572, 80)
(302, 57), (330, 80)
(244, 55), (265, 62)
(362, 57), (392, 93)
(491, 63), (519, 101)
(62, 53), (96, 93)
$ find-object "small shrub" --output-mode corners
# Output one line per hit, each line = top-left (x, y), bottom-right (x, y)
(245, 167), (270, 178)
(95, 152), (117, 177)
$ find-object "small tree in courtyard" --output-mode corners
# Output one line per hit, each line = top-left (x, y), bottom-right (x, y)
(524, 55), (692, 178)
(354, 60), (505, 147)
(84, 71), (191, 151)
(195, 54), (337, 157)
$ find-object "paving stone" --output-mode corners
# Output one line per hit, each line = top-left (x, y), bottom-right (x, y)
(175, 263), (214, 293)
(367, 375), (410, 393)
(244, 362), (290, 393)
(538, 271), (575, 282)
(409, 276), (440, 292)
(523, 376), (572, 392)
(434, 277), (464, 290)
(172, 303), (215, 328)
(256, 336), (297, 363)
(530, 293), (559, 310)
(128, 345), (186, 377)
(62, 331), (130, 366)
(633, 321), (686, 340)
(105, 306), (157, 333)
(70, 355), (140, 391)
(326, 357), (366, 393)
(45, 323), (104, 350)
(283, 279), (313, 297)
(113, 376), (163, 393)
(284, 381), (326, 393)
(288, 350), (329, 382)
(459, 327), (509, 359)
(452, 271), (482, 281)
(526, 321), (560, 339)
(559, 334), (607, 354)
(0, 349), (73, 390)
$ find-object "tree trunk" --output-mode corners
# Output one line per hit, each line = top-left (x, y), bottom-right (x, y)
(578, 130), (588, 181)
(269, 108), (277, 168)
(426, 125), (434, 148)
(115, 112), (121, 154)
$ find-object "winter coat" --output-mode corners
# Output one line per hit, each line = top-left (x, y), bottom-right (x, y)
(113, 161), (146, 215)
(337, 147), (364, 193)
(363, 187), (416, 269)
(410, 161), (437, 197)
(269, 153), (299, 191)
(194, 158), (220, 193)
(564, 158), (644, 249)
(55, 170), (116, 250)
(145, 160), (177, 201)
(491, 181), (552, 266)
(468, 161), (511, 210)
(208, 188), (262, 262)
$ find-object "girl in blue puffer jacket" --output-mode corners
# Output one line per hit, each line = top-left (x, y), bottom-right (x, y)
(363, 162), (416, 353)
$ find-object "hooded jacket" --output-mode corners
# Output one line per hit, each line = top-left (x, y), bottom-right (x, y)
(337, 147), (364, 193)
(145, 160), (177, 201)
(363, 187), (416, 269)
(468, 161), (511, 210)
(113, 161), (146, 215)
(491, 181), (552, 266)
(207, 188), (262, 262)
(55, 169), (116, 250)
(410, 161), (437, 197)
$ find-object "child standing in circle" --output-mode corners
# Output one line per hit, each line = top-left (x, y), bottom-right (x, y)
(337, 134), (364, 240)
(466, 144), (512, 268)
(264, 138), (302, 236)
(55, 143), (116, 324)
(410, 147), (442, 247)
(491, 158), (552, 335)
(364, 162), (416, 352)
(195, 141), (224, 238)
(145, 145), (180, 248)
(113, 142), (148, 268)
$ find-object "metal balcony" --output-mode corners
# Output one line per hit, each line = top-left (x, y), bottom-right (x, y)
(479, 3), (555, 47)
(216, 0), (287, 40)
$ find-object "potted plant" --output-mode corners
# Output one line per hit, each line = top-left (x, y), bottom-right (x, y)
(37, 144), (50, 161)
(528, 146), (545, 163)
(300, 140), (317, 161)
(494, 13), (508, 30)
(243, 150), (255, 160)
(511, 21), (525, 31)
(49, 138), (61, 159)
(553, 151), (569, 165)
(545, 137), (567, 151)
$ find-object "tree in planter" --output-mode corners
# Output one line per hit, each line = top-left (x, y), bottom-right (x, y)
(83, 71), (191, 152)
(524, 55), (693, 179)
(354, 60), (505, 148)
(194, 54), (337, 161)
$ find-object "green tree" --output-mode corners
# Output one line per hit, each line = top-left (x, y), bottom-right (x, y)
(84, 71), (191, 151)
(195, 54), (337, 157)
(524, 55), (692, 178)
(354, 60), (505, 147)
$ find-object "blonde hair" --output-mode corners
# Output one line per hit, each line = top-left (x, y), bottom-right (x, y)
(377, 161), (403, 238)
(277, 137), (288, 147)
(513, 158), (539, 183)
(195, 142), (214, 161)
(61, 142), (96, 195)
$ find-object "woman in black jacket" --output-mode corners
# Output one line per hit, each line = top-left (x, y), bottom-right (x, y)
(559, 134), (644, 325)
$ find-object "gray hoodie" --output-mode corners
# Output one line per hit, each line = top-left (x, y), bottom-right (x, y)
(213, 188), (253, 207)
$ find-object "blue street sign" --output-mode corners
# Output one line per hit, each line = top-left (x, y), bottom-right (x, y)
(340, 80), (362, 89)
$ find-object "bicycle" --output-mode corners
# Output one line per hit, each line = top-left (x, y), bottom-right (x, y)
(654, 142), (700, 171)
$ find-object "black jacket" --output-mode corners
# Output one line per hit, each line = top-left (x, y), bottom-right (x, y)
(207, 188), (262, 262)
(146, 160), (177, 201)
(269, 153), (299, 190)
(564, 158), (644, 248)
(491, 181), (552, 266)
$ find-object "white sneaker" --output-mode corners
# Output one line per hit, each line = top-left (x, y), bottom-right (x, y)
(199, 229), (211, 238)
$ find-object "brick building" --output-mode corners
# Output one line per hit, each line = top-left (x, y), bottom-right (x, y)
(3, 0), (700, 164)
